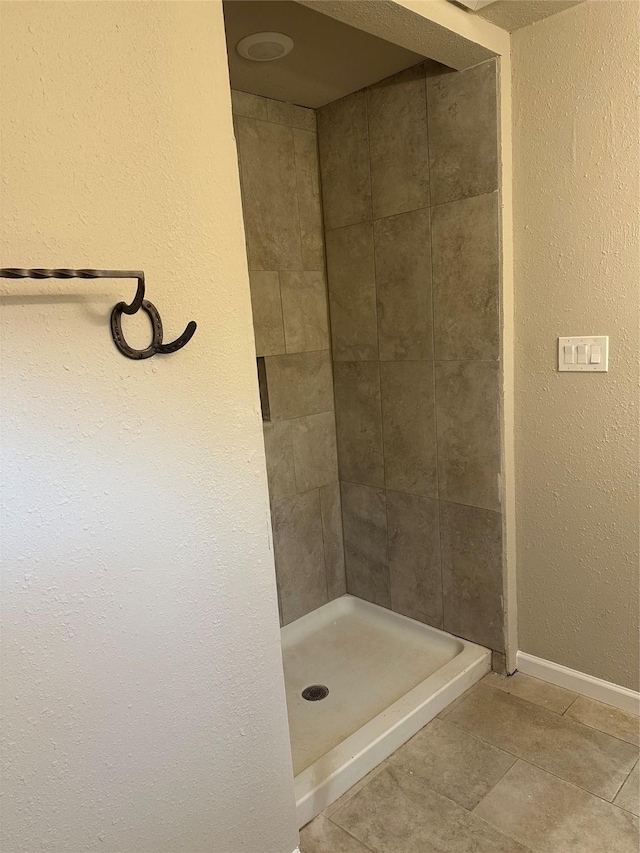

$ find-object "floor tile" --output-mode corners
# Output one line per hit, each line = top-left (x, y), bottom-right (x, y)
(615, 762), (639, 816)
(437, 682), (480, 719)
(331, 765), (531, 853)
(324, 763), (388, 818)
(446, 685), (639, 800)
(565, 695), (640, 746)
(475, 759), (639, 853)
(388, 717), (515, 809)
(482, 671), (577, 714)
(300, 815), (372, 853)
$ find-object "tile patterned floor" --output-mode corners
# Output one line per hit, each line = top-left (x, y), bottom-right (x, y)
(300, 673), (640, 853)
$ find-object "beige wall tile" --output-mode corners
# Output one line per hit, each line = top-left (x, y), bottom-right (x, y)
(341, 481), (390, 608)
(475, 759), (639, 853)
(319, 482), (346, 600)
(235, 116), (303, 270)
(427, 60), (498, 206)
(249, 270), (285, 356)
(614, 762), (639, 816)
(326, 222), (378, 361)
(334, 361), (384, 488)
(280, 271), (329, 353)
(265, 350), (333, 421)
(440, 501), (504, 652)
(231, 89), (267, 120)
(331, 765), (530, 853)
(266, 98), (316, 131)
(262, 421), (296, 503)
(317, 90), (371, 230)
(446, 686), (639, 800)
(436, 360), (500, 511)
(387, 490), (442, 627)
(389, 718), (515, 809)
(272, 489), (328, 625)
(381, 361), (437, 498)
(293, 128), (325, 270)
(368, 64), (430, 219)
(431, 192), (499, 361)
(290, 410), (338, 492)
(374, 207), (433, 361)
(566, 696), (640, 746)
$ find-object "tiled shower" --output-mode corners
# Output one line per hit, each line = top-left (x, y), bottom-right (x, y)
(232, 57), (504, 655)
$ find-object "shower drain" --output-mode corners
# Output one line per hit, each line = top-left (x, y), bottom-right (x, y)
(302, 684), (329, 701)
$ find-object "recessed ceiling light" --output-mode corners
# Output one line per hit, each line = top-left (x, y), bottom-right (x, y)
(237, 32), (294, 62)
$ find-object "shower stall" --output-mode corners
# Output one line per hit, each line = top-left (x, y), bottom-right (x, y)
(226, 3), (504, 827)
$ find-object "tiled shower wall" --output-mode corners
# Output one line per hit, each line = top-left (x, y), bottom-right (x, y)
(232, 90), (346, 627)
(317, 60), (505, 653)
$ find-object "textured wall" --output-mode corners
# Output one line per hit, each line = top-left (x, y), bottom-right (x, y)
(0, 3), (299, 851)
(512, 1), (639, 690)
(231, 90), (346, 626)
(317, 60), (506, 653)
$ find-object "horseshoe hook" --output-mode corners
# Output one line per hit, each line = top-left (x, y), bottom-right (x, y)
(0, 268), (197, 360)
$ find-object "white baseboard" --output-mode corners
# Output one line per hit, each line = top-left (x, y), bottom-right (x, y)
(516, 651), (640, 716)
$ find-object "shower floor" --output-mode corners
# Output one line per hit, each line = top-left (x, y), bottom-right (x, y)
(282, 594), (490, 828)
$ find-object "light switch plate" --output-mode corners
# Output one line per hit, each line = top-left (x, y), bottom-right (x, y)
(558, 336), (608, 372)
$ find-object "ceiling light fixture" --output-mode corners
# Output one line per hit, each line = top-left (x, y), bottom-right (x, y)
(237, 32), (294, 62)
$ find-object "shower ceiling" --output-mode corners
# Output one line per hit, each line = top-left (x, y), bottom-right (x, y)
(223, 0), (436, 108)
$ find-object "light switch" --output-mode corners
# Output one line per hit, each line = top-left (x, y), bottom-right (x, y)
(558, 336), (608, 372)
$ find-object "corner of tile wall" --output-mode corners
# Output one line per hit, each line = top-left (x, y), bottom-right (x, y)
(232, 89), (346, 625)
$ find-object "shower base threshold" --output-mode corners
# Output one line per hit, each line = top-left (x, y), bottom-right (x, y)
(282, 594), (490, 828)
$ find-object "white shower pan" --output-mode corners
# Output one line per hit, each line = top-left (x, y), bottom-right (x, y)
(282, 594), (490, 828)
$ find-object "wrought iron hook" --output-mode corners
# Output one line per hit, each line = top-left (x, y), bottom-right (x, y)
(0, 268), (197, 360)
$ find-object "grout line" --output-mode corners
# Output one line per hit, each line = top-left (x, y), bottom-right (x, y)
(316, 100), (351, 600)
(561, 693), (580, 716)
(429, 187), (500, 211)
(315, 485), (331, 605)
(275, 270), (288, 354)
(469, 755), (519, 813)
(336, 480), (501, 516)
(611, 757), (639, 804)
(321, 187), (500, 236)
